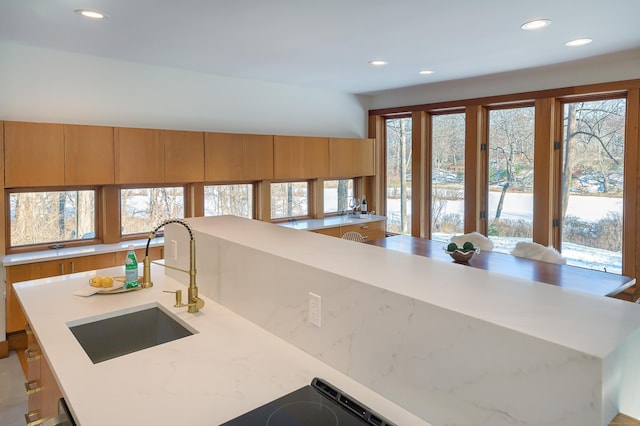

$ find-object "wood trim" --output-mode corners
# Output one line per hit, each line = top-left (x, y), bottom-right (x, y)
(464, 106), (486, 234)
(365, 115), (385, 217)
(532, 98), (555, 246)
(369, 78), (640, 116)
(411, 111), (429, 238)
(0, 121), (4, 256)
(624, 88), (639, 279)
(102, 186), (121, 244)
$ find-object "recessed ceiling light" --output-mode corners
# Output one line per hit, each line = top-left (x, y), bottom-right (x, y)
(369, 60), (388, 66)
(75, 9), (107, 19)
(521, 19), (552, 30)
(419, 70), (434, 75)
(565, 38), (592, 47)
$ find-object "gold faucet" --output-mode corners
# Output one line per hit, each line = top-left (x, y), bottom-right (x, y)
(143, 219), (204, 313)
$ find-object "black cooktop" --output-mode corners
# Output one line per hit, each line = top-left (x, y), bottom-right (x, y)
(220, 378), (396, 426)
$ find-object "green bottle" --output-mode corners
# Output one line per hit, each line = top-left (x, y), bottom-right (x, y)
(125, 245), (139, 288)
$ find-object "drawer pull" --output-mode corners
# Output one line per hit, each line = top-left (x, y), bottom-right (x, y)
(25, 349), (41, 362)
(25, 323), (33, 335)
(60, 263), (65, 275)
(24, 380), (42, 395)
(25, 410), (43, 426)
(361, 225), (369, 229)
(363, 235), (369, 239)
(71, 261), (75, 273)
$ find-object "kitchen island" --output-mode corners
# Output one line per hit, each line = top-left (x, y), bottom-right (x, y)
(14, 263), (427, 425)
(16, 215), (640, 425)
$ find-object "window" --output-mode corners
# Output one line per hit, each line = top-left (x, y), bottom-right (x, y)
(204, 184), (253, 218)
(487, 106), (535, 253)
(324, 179), (354, 214)
(386, 117), (412, 234)
(9, 189), (96, 247)
(270, 182), (309, 219)
(560, 98), (625, 273)
(431, 113), (465, 242)
(121, 187), (185, 236)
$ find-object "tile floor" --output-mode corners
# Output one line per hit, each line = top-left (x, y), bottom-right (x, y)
(0, 351), (27, 426)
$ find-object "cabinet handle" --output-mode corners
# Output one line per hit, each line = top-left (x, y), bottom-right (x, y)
(24, 379), (42, 395)
(25, 349), (41, 362)
(60, 263), (65, 275)
(25, 410), (43, 426)
(363, 235), (369, 239)
(360, 225), (369, 229)
(25, 323), (33, 335)
(71, 261), (75, 273)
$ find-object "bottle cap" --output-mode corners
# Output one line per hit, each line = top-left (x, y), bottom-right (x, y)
(128, 244), (134, 250)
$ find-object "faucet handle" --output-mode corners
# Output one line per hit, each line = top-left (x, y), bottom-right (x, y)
(163, 290), (185, 308)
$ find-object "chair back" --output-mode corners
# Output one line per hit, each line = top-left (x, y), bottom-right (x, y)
(342, 231), (365, 243)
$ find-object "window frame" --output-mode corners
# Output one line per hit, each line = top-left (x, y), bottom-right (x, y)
(203, 182), (255, 219)
(5, 185), (101, 254)
(269, 180), (312, 222)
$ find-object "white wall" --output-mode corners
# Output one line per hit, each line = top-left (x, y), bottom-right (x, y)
(0, 41), (370, 138)
(368, 48), (640, 109)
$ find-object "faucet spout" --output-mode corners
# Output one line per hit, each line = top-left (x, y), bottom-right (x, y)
(143, 219), (204, 313)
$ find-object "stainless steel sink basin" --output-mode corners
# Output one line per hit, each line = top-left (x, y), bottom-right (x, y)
(67, 303), (196, 364)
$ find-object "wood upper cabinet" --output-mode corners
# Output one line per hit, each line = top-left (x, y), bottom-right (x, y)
(64, 124), (115, 185)
(205, 132), (273, 181)
(114, 127), (164, 184)
(204, 132), (243, 181)
(329, 138), (375, 178)
(242, 134), (274, 181)
(163, 130), (204, 183)
(274, 136), (329, 179)
(4, 121), (65, 187)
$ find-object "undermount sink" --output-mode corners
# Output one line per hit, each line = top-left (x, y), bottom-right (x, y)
(67, 303), (197, 364)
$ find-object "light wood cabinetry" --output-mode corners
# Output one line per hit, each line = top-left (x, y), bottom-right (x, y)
(274, 136), (329, 179)
(115, 246), (163, 265)
(114, 127), (164, 184)
(205, 132), (274, 181)
(64, 124), (115, 185)
(25, 323), (62, 425)
(4, 121), (65, 187)
(5, 253), (117, 334)
(163, 130), (204, 183)
(329, 138), (375, 178)
(310, 220), (385, 241)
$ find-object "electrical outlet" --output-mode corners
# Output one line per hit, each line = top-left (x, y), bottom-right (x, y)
(170, 240), (178, 261)
(308, 292), (322, 327)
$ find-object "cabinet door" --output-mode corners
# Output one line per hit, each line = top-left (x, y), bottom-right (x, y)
(114, 127), (164, 184)
(242, 134), (273, 180)
(329, 138), (375, 178)
(311, 227), (341, 237)
(64, 124), (115, 185)
(6, 260), (63, 333)
(69, 253), (117, 274)
(274, 136), (328, 179)
(204, 132), (243, 181)
(4, 121), (65, 187)
(164, 130), (204, 183)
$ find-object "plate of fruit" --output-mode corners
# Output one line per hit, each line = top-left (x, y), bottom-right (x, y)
(444, 241), (479, 263)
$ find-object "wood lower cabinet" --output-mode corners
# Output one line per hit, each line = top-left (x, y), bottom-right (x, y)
(25, 323), (62, 425)
(311, 220), (385, 242)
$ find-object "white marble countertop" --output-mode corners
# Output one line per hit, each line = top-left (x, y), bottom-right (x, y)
(277, 214), (385, 231)
(1, 238), (164, 267)
(14, 264), (428, 426)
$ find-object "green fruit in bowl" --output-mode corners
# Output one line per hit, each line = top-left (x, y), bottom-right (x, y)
(462, 241), (475, 252)
(447, 242), (458, 252)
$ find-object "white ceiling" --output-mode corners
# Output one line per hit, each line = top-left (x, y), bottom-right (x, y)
(1, 0), (639, 95)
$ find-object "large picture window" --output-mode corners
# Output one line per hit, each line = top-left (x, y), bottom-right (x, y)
(386, 117), (412, 234)
(487, 106), (535, 253)
(9, 189), (96, 247)
(431, 113), (465, 242)
(121, 187), (185, 236)
(560, 97), (626, 273)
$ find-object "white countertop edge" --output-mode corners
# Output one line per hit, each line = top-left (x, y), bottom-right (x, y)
(1, 237), (165, 267)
